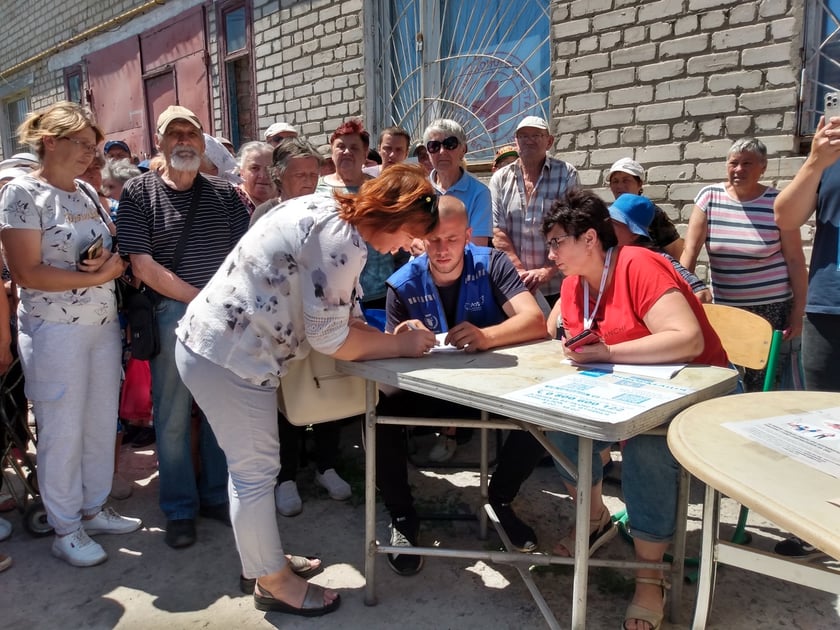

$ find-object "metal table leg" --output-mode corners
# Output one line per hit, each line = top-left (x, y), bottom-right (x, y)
(571, 436), (593, 629)
(364, 380), (378, 606)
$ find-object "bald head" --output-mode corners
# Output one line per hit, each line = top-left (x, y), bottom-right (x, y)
(425, 195), (472, 284)
(436, 195), (468, 225)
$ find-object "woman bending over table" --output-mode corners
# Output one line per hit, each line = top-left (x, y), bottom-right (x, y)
(544, 190), (729, 630)
(174, 164), (439, 618)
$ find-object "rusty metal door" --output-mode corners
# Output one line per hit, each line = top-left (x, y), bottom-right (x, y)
(85, 36), (146, 157)
(140, 4), (210, 145)
(84, 5), (210, 157)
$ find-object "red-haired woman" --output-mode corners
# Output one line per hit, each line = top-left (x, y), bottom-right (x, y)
(175, 164), (439, 618)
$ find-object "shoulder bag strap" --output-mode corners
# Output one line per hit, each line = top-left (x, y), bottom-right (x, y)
(170, 174), (203, 274)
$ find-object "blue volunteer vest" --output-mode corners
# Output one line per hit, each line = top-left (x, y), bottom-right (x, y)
(386, 244), (506, 332)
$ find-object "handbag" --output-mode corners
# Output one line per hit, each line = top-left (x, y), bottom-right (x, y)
(277, 350), (374, 426)
(121, 176), (204, 360)
(119, 358), (153, 425)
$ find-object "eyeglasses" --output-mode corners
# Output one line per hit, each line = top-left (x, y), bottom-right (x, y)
(425, 136), (460, 154)
(267, 135), (284, 145)
(516, 133), (548, 143)
(546, 235), (573, 251)
(60, 137), (97, 154)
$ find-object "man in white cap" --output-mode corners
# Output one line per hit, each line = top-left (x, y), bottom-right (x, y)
(490, 115), (579, 306)
(264, 121), (299, 146)
(606, 157), (685, 259)
(117, 105), (250, 549)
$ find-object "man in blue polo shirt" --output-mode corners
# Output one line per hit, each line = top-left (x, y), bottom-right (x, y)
(424, 119), (492, 245)
(377, 195), (546, 576)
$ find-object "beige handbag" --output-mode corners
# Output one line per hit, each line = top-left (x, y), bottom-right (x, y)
(277, 351), (374, 426)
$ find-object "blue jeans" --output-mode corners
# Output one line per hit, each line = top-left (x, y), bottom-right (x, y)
(150, 298), (228, 520)
(547, 432), (679, 543)
(802, 313), (840, 392)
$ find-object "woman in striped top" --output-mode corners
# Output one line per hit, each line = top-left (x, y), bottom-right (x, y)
(681, 138), (807, 390)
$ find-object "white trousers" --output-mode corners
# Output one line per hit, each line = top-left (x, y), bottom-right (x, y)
(175, 340), (286, 579)
(18, 317), (121, 535)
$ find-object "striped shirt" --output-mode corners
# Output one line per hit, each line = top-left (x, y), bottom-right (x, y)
(490, 156), (579, 297)
(695, 184), (792, 306)
(116, 171), (249, 290)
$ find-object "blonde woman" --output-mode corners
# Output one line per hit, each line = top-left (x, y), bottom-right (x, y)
(0, 101), (141, 568)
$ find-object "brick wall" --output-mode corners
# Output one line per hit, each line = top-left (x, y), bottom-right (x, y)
(254, 0), (366, 146)
(549, 0), (811, 270)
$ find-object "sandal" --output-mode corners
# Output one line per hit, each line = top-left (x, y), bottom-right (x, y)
(622, 577), (670, 630)
(554, 505), (617, 557)
(254, 581), (341, 616)
(239, 555), (322, 594)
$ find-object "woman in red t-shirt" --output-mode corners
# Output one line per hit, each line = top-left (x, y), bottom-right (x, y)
(543, 190), (729, 630)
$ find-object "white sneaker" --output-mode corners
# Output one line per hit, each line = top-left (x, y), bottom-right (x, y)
(275, 480), (302, 516)
(428, 435), (457, 462)
(0, 517), (11, 542)
(51, 528), (107, 567)
(315, 468), (352, 501)
(83, 507), (142, 535)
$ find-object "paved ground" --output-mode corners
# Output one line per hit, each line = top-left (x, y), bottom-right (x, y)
(1, 423), (839, 629)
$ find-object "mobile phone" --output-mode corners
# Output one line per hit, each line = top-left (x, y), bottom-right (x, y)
(78, 234), (104, 264)
(564, 329), (600, 350)
(825, 92), (840, 123)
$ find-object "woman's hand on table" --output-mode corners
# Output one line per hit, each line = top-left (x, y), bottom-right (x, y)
(393, 321), (437, 356)
(560, 336), (611, 363)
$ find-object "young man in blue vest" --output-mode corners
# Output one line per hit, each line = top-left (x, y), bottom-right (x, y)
(377, 195), (546, 575)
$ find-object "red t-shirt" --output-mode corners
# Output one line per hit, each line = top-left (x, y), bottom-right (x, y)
(560, 246), (729, 367)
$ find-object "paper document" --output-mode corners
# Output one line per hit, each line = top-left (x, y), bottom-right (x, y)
(566, 360), (686, 379)
(502, 368), (694, 423)
(429, 332), (462, 353)
(724, 406), (840, 479)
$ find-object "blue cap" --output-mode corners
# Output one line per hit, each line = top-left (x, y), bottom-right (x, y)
(608, 193), (655, 238)
(104, 140), (131, 155)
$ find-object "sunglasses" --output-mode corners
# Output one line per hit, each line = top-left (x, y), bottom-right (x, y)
(425, 136), (460, 154)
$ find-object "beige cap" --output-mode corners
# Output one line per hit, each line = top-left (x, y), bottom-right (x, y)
(157, 105), (202, 134)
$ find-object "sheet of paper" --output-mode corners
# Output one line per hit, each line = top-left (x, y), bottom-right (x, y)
(724, 406), (840, 479)
(567, 360), (687, 379)
(502, 368), (695, 423)
(428, 331), (462, 353)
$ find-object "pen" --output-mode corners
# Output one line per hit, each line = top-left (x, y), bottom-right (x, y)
(405, 322), (419, 331)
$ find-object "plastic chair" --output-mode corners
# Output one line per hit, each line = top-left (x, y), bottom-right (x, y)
(702, 303), (784, 544)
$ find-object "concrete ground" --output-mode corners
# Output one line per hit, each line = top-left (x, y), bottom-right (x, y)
(1, 422), (839, 629)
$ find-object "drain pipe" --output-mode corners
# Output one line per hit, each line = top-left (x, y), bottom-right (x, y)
(0, 0), (166, 80)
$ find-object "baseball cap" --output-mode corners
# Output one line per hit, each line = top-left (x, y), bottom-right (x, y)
(515, 116), (550, 132)
(157, 105), (202, 134)
(608, 194), (656, 239)
(0, 152), (38, 171)
(493, 145), (518, 167)
(104, 140), (130, 155)
(264, 122), (298, 139)
(0, 166), (30, 184)
(609, 158), (645, 179)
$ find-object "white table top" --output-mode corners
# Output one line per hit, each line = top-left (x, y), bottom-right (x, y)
(668, 391), (840, 561)
(337, 339), (738, 442)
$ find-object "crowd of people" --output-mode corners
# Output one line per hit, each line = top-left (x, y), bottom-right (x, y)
(0, 97), (837, 629)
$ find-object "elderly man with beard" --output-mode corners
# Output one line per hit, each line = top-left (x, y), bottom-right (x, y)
(117, 106), (250, 549)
